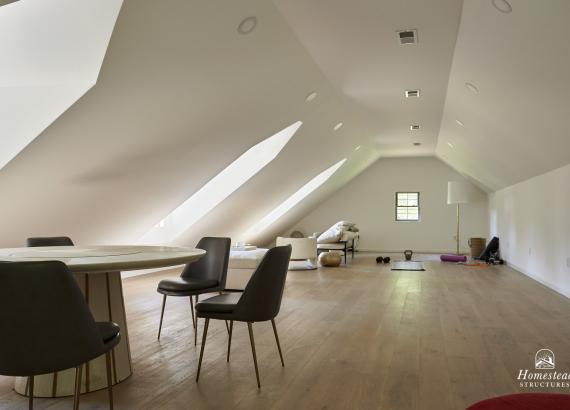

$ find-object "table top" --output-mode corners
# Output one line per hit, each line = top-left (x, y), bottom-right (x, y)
(0, 245), (206, 273)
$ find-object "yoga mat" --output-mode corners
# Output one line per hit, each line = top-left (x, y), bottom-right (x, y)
(391, 261), (425, 271)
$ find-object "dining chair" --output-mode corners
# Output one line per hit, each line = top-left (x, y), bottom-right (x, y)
(27, 236), (74, 247)
(195, 245), (292, 388)
(156, 237), (231, 344)
(0, 261), (120, 410)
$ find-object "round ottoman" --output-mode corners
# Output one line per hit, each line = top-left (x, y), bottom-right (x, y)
(467, 393), (570, 410)
(318, 251), (342, 267)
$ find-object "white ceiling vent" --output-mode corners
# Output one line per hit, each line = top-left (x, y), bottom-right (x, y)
(405, 90), (420, 98)
(410, 124), (420, 131)
(397, 30), (417, 45)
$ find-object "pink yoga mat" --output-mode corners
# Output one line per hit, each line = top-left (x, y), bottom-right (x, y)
(440, 254), (467, 262)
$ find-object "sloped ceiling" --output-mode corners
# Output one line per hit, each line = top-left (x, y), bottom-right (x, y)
(0, 0), (379, 247)
(0, 0), (567, 247)
(437, 0), (570, 190)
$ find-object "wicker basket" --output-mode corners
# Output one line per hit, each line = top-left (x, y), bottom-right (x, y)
(468, 237), (486, 259)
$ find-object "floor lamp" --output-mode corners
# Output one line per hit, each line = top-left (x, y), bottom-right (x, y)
(447, 181), (472, 255)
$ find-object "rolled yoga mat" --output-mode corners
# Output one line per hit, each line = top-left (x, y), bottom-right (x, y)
(440, 254), (467, 262)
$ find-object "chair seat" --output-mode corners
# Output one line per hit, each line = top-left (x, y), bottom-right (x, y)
(158, 278), (218, 293)
(96, 321), (120, 343)
(196, 293), (241, 313)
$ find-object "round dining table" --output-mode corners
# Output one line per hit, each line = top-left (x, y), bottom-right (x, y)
(0, 245), (206, 398)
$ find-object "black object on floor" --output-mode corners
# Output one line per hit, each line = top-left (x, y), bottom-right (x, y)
(376, 256), (384, 263)
(392, 261), (425, 271)
(383, 257), (390, 263)
(404, 250), (413, 261)
(478, 236), (499, 262)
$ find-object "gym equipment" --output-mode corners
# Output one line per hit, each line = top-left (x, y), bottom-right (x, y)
(383, 257), (390, 263)
(478, 236), (500, 262)
(392, 261), (425, 271)
(440, 254), (467, 262)
(376, 256), (384, 263)
(404, 250), (413, 261)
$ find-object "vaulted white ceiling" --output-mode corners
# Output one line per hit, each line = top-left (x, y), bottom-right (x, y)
(0, 0), (568, 247)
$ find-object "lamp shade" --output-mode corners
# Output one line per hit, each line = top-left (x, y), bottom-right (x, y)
(447, 181), (475, 204)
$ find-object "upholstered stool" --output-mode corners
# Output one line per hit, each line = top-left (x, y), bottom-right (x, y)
(318, 251), (342, 267)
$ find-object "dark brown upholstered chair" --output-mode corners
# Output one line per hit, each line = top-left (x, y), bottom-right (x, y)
(0, 261), (120, 410)
(157, 237), (231, 344)
(195, 245), (292, 388)
(27, 236), (74, 247)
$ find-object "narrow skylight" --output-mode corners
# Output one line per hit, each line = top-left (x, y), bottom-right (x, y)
(139, 121), (303, 244)
(243, 158), (347, 239)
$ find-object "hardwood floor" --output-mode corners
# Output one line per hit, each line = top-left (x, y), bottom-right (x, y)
(2, 254), (570, 409)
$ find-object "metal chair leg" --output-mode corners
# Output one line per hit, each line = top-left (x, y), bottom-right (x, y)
(194, 295), (200, 346)
(247, 322), (261, 388)
(105, 351), (114, 410)
(28, 376), (34, 410)
(196, 318), (210, 382)
(189, 296), (196, 330)
(227, 320), (233, 362)
(73, 364), (82, 410)
(271, 319), (285, 367)
(157, 294), (167, 340)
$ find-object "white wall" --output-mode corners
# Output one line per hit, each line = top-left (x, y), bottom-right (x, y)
(288, 157), (488, 253)
(489, 163), (570, 297)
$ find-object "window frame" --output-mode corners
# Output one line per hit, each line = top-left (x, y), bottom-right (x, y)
(395, 192), (420, 222)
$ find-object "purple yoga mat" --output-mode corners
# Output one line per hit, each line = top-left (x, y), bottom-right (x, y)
(440, 254), (467, 262)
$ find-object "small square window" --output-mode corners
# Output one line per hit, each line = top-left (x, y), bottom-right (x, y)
(395, 192), (420, 221)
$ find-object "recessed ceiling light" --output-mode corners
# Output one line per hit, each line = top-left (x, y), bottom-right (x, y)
(333, 122), (344, 131)
(447, 142), (454, 148)
(405, 90), (420, 98)
(492, 0), (512, 13)
(237, 16), (257, 35)
(455, 119), (465, 127)
(413, 142), (421, 146)
(354, 145), (361, 151)
(410, 124), (420, 131)
(465, 82), (479, 94)
(305, 91), (317, 102)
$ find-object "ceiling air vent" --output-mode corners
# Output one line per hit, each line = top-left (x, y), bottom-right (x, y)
(397, 29), (417, 45)
(410, 124), (420, 131)
(405, 90), (420, 98)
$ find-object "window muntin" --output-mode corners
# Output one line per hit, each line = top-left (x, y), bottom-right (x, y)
(395, 192), (419, 221)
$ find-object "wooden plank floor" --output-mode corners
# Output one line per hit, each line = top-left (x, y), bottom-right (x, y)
(2, 254), (570, 409)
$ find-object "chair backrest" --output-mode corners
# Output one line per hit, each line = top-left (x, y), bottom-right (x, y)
(276, 236), (317, 260)
(181, 237), (231, 290)
(0, 261), (108, 376)
(233, 245), (292, 322)
(27, 236), (74, 247)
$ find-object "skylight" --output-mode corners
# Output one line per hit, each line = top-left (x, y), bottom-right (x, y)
(243, 158), (347, 239)
(139, 121), (303, 244)
(0, 0), (122, 171)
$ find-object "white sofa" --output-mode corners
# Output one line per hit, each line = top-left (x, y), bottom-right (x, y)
(226, 248), (268, 290)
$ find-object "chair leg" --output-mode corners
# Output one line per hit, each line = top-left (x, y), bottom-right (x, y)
(247, 322), (261, 388)
(105, 351), (114, 410)
(271, 319), (285, 367)
(190, 295), (198, 346)
(73, 364), (82, 410)
(219, 292), (230, 334)
(189, 296), (196, 330)
(196, 317), (210, 382)
(158, 294), (167, 340)
(28, 376), (34, 410)
(227, 320), (233, 362)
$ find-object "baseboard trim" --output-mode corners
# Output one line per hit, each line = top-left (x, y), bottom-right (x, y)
(506, 260), (570, 299)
